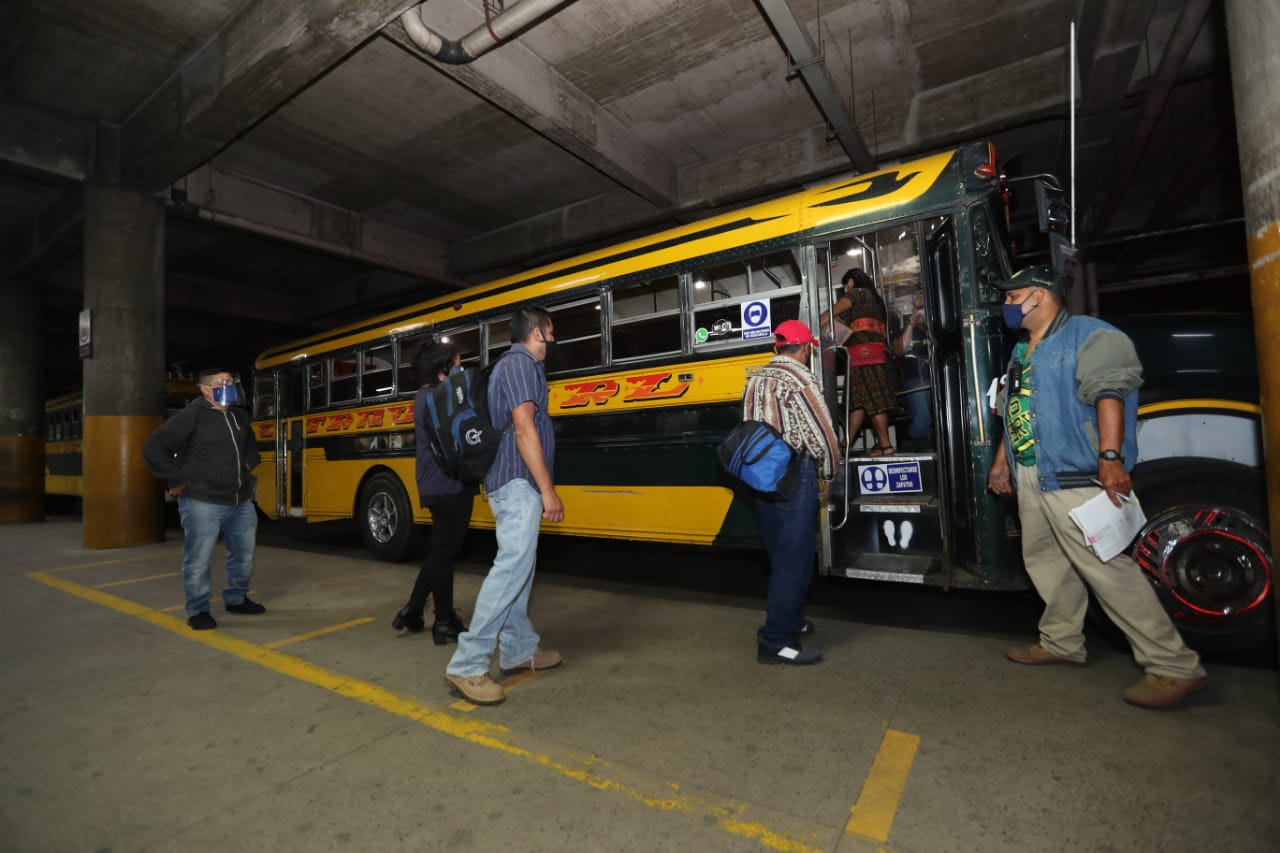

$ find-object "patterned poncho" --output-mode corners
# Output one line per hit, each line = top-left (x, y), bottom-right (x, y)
(743, 355), (840, 480)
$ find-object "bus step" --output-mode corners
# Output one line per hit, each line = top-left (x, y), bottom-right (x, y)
(833, 499), (944, 560)
(832, 554), (940, 583)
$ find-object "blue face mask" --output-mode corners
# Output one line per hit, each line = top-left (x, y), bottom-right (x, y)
(211, 384), (239, 406)
(1002, 292), (1039, 329)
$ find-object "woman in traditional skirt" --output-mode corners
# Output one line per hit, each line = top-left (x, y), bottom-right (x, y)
(830, 268), (897, 456)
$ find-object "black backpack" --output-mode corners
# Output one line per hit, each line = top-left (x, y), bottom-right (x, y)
(419, 350), (519, 481)
(421, 361), (506, 483)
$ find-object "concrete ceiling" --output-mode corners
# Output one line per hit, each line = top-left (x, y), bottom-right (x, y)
(0, 0), (1247, 394)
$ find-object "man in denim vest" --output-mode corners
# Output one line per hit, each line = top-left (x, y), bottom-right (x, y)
(987, 266), (1206, 709)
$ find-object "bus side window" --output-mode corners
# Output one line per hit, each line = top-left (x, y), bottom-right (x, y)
(546, 296), (603, 375)
(396, 333), (428, 395)
(330, 353), (358, 404)
(361, 345), (394, 400)
(691, 250), (801, 348)
(438, 325), (481, 368)
(486, 317), (511, 365)
(308, 361), (327, 410)
(611, 276), (681, 362)
(254, 373), (276, 418)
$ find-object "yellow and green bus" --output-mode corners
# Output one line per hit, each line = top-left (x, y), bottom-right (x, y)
(250, 143), (1271, 654)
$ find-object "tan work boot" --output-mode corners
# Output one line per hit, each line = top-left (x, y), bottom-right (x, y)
(1005, 642), (1079, 665)
(1123, 673), (1206, 709)
(502, 648), (562, 673)
(446, 673), (505, 705)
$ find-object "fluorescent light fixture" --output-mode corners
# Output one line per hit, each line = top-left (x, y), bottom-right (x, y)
(898, 229), (907, 240)
(376, 386), (393, 393)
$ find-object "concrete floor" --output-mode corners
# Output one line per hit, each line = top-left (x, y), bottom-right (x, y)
(2, 517), (1277, 853)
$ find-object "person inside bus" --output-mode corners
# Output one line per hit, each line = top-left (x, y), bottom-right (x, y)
(893, 294), (933, 445)
(743, 319), (840, 665)
(142, 368), (264, 630)
(392, 342), (473, 643)
(825, 268), (897, 456)
(445, 307), (564, 705)
(987, 265), (1206, 709)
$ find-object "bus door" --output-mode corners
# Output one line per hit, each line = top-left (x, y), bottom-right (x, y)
(274, 363), (305, 518)
(814, 223), (951, 584)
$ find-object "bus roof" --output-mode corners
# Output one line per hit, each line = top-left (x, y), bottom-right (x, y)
(256, 142), (996, 370)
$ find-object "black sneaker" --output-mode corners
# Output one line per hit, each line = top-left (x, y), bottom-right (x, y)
(226, 597), (266, 615)
(757, 642), (823, 665)
(188, 611), (217, 630)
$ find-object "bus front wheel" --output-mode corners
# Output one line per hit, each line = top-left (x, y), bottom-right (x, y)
(358, 472), (422, 562)
(1129, 459), (1274, 658)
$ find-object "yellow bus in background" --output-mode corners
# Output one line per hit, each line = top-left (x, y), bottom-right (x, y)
(45, 378), (199, 506)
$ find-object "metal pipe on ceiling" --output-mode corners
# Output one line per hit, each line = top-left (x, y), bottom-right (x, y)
(400, 0), (574, 65)
(1090, 0), (1214, 237)
(755, 0), (875, 172)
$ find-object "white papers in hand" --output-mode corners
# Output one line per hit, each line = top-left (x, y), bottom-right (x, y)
(1068, 489), (1147, 563)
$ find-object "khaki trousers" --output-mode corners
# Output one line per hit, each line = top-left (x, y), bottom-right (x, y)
(1015, 464), (1205, 680)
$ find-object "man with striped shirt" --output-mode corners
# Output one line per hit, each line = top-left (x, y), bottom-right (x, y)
(445, 307), (563, 705)
(744, 319), (840, 665)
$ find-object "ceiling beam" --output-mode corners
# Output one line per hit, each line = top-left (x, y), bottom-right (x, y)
(0, 99), (94, 183)
(381, 6), (676, 207)
(118, 0), (421, 190)
(176, 165), (463, 286)
(1091, 0), (1214, 237)
(753, 0), (875, 172)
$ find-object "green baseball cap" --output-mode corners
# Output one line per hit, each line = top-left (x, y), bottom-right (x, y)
(995, 265), (1066, 295)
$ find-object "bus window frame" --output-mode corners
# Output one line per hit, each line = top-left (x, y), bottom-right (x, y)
(307, 360), (328, 411)
(606, 274), (684, 366)
(688, 246), (805, 354)
(359, 344), (396, 402)
(543, 292), (605, 379)
(970, 199), (1013, 305)
(394, 331), (432, 398)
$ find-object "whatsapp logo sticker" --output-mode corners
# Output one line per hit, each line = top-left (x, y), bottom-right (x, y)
(695, 327), (709, 343)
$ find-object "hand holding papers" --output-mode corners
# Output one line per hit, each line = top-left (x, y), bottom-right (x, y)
(1068, 487), (1147, 562)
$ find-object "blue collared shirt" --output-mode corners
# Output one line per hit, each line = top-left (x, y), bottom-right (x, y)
(484, 343), (555, 493)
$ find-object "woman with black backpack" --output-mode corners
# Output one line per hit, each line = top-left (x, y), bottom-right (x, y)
(391, 342), (474, 643)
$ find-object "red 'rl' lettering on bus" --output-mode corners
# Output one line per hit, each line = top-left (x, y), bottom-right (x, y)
(623, 372), (690, 402)
(255, 423), (275, 440)
(356, 409), (385, 429)
(560, 380), (620, 408)
(327, 413), (354, 431)
(304, 417), (325, 434)
(388, 405), (414, 425)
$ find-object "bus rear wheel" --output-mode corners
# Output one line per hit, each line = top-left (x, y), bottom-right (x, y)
(358, 472), (422, 562)
(1130, 459), (1274, 658)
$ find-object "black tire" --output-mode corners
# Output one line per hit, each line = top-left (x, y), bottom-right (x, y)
(1124, 458), (1274, 658)
(357, 472), (423, 562)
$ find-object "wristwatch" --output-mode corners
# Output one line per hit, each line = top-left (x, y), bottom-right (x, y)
(1097, 449), (1124, 463)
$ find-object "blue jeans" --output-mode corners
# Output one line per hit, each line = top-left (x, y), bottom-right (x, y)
(447, 479), (542, 676)
(900, 387), (933, 440)
(754, 462), (819, 647)
(178, 497), (258, 617)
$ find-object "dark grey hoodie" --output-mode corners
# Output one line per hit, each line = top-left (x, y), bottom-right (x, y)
(142, 397), (259, 505)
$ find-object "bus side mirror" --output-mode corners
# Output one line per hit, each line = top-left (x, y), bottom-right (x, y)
(1035, 181), (1070, 234)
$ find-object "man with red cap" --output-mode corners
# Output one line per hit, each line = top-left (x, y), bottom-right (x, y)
(742, 319), (840, 664)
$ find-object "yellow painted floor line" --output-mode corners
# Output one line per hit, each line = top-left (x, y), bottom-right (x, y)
(93, 572), (179, 589)
(43, 551), (175, 574)
(26, 569), (833, 853)
(266, 617), (376, 649)
(451, 668), (546, 712)
(846, 729), (921, 842)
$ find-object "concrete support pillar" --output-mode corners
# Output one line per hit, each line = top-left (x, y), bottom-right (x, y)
(82, 185), (166, 548)
(0, 279), (46, 524)
(1225, 0), (1280, 655)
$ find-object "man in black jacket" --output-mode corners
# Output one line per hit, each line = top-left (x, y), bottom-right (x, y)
(143, 368), (264, 630)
